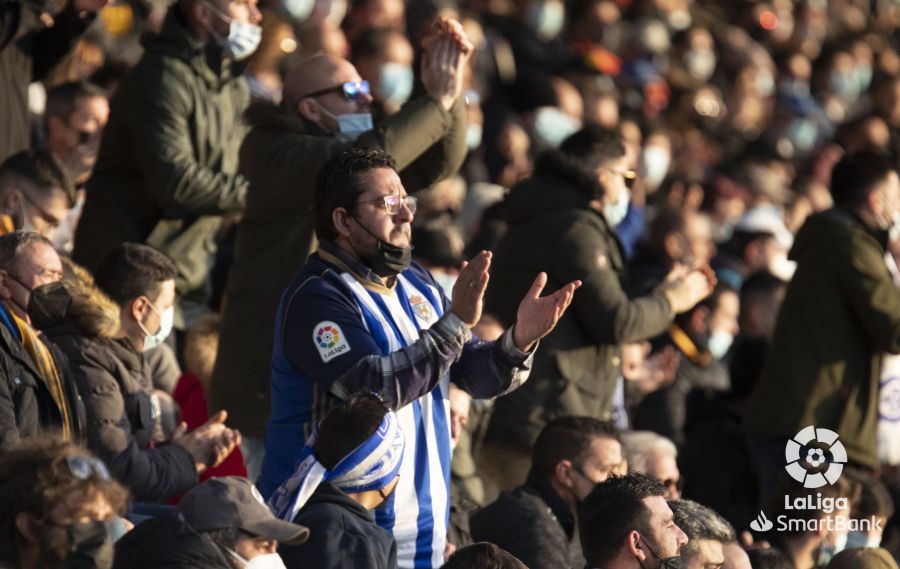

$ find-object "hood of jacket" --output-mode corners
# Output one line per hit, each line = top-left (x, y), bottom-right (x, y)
(60, 259), (120, 339)
(142, 8), (241, 89)
(790, 208), (888, 262)
(504, 149), (600, 226)
(243, 99), (330, 136)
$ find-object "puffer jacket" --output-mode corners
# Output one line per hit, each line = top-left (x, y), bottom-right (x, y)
(44, 262), (196, 501)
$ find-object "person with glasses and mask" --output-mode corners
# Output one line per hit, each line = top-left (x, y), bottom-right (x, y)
(258, 147), (581, 568)
(0, 231), (84, 450)
(481, 126), (714, 493)
(272, 393), (404, 569)
(72, 0), (263, 334)
(210, 17), (474, 481)
(0, 435), (129, 569)
(579, 472), (689, 569)
(0, 150), (75, 239)
(471, 417), (624, 569)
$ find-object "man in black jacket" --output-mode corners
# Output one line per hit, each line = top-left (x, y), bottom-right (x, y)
(0, 231), (83, 450)
(471, 417), (624, 569)
(273, 393), (404, 569)
(0, 0), (107, 163)
(79, 243), (240, 502)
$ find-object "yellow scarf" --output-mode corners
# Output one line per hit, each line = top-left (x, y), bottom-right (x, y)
(0, 215), (14, 235)
(5, 302), (72, 440)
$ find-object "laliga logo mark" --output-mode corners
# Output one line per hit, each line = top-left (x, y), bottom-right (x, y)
(750, 511), (774, 532)
(785, 426), (846, 489)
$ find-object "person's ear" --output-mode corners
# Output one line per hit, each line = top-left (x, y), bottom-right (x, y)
(663, 232), (684, 262)
(297, 98), (320, 123)
(46, 115), (66, 140)
(130, 296), (149, 324)
(867, 189), (884, 219)
(4, 189), (21, 215)
(555, 459), (576, 488)
(332, 207), (353, 239)
(0, 269), (14, 300)
(15, 512), (39, 545)
(627, 530), (645, 559)
(691, 305), (710, 335)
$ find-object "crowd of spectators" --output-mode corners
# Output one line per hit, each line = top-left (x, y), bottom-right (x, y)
(1, 0), (900, 567)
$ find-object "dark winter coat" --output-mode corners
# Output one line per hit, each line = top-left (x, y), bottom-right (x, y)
(73, 8), (250, 319)
(280, 482), (397, 569)
(211, 94), (467, 437)
(0, 0), (94, 162)
(0, 306), (84, 450)
(484, 151), (673, 448)
(745, 209), (900, 468)
(113, 511), (233, 569)
(470, 473), (585, 569)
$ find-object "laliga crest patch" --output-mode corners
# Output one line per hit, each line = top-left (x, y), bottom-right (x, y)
(410, 295), (435, 323)
(313, 321), (351, 363)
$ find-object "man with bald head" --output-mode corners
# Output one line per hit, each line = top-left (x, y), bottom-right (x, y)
(210, 18), (472, 478)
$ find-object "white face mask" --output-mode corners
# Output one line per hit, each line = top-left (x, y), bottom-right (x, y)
(845, 531), (882, 549)
(639, 145), (671, 190)
(466, 123), (483, 151)
(229, 550), (288, 569)
(316, 102), (373, 140)
(603, 187), (630, 228)
(138, 302), (174, 352)
(378, 63), (414, 106)
(526, 0), (565, 42)
(769, 253), (796, 282)
(205, 1), (262, 61)
(707, 328), (734, 360)
(533, 106), (581, 148)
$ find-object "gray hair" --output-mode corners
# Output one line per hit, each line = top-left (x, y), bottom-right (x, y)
(620, 431), (677, 474)
(0, 231), (54, 271)
(668, 499), (736, 562)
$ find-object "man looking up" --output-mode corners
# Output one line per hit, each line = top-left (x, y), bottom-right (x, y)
(211, 17), (472, 477)
(263, 147), (581, 568)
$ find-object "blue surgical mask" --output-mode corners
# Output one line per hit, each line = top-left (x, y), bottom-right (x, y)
(533, 107), (581, 148)
(378, 63), (414, 106)
(603, 188), (630, 227)
(205, 1), (262, 61)
(282, 0), (314, 21)
(316, 102), (373, 140)
(526, 0), (565, 42)
(846, 531), (881, 549)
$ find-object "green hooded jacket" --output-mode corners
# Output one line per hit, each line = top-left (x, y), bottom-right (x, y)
(744, 209), (900, 468)
(73, 8), (250, 320)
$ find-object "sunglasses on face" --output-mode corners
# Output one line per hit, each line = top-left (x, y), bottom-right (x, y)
(357, 194), (418, 215)
(304, 81), (371, 102)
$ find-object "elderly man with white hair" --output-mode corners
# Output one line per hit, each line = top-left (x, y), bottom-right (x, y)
(621, 431), (681, 499)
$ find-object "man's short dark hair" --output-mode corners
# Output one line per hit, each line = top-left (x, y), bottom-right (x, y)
(747, 547), (794, 569)
(0, 149), (74, 206)
(579, 472), (667, 568)
(668, 499), (736, 562)
(558, 125), (627, 174)
(531, 416), (620, 479)
(94, 243), (178, 305)
(829, 151), (897, 209)
(45, 81), (107, 122)
(313, 392), (391, 470)
(314, 148), (398, 242)
(441, 542), (529, 569)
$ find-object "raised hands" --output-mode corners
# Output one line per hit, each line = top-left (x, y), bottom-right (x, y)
(421, 17), (474, 111)
(171, 410), (242, 474)
(451, 250), (492, 327)
(512, 272), (582, 352)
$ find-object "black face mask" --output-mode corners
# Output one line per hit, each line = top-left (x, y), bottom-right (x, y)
(7, 274), (72, 330)
(350, 217), (412, 278)
(65, 520), (115, 569)
(638, 538), (683, 569)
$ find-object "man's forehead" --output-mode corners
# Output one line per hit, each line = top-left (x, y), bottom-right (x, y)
(357, 168), (405, 197)
(644, 495), (673, 522)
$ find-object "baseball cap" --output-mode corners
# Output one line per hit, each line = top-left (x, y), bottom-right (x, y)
(178, 477), (309, 545)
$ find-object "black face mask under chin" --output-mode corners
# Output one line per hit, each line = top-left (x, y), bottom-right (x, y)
(349, 217), (412, 278)
(637, 538), (683, 569)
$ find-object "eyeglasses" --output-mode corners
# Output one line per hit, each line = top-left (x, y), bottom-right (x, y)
(62, 455), (111, 480)
(357, 194), (418, 215)
(608, 169), (638, 189)
(303, 81), (371, 102)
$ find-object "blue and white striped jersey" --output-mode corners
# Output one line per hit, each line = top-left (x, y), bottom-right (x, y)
(259, 242), (533, 569)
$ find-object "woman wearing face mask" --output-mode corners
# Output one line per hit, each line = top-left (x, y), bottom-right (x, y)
(44, 245), (240, 505)
(0, 436), (129, 569)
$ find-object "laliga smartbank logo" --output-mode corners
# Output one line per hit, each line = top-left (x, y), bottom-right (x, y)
(750, 426), (880, 534)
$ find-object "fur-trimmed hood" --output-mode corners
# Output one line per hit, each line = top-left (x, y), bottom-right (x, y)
(60, 258), (120, 339)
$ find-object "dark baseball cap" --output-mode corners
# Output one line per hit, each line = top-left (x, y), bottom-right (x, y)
(178, 477), (309, 545)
